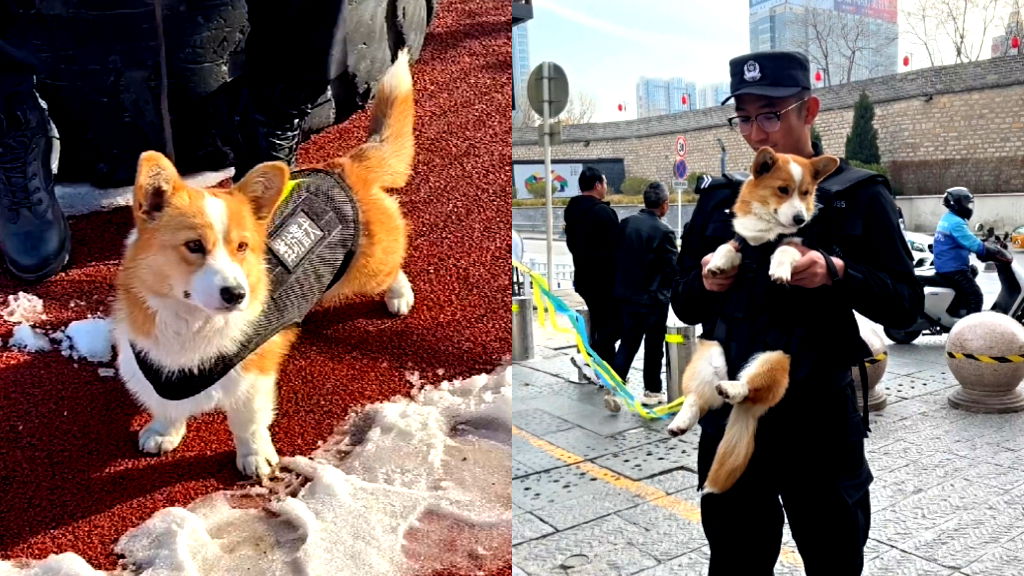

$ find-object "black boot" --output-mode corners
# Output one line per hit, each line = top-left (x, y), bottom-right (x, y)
(0, 87), (70, 283)
(232, 109), (307, 183)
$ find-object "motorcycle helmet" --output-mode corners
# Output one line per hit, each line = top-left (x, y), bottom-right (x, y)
(943, 186), (975, 220)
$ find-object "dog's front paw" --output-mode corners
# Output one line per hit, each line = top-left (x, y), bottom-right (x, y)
(386, 270), (414, 316)
(139, 421), (185, 455)
(768, 261), (793, 284)
(237, 444), (280, 479)
(715, 380), (748, 404)
(769, 245), (801, 284)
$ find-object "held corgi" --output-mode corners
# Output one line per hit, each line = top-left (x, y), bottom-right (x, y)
(113, 50), (416, 478)
(666, 147), (839, 494)
(705, 146), (839, 284)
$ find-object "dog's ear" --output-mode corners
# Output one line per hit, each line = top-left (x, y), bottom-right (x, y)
(752, 147), (777, 177)
(236, 162), (290, 221)
(134, 151), (179, 222)
(809, 155), (840, 183)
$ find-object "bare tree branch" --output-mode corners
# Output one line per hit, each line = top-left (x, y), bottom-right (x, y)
(559, 91), (597, 125)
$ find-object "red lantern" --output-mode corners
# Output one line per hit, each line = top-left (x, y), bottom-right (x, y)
(903, 55), (910, 67)
(681, 94), (688, 106)
(1012, 36), (1020, 49)
(617, 103), (624, 112)
(814, 70), (822, 83)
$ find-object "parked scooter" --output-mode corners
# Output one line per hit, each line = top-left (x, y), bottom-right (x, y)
(884, 240), (1022, 344)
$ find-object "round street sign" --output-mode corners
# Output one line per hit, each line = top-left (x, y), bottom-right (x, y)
(675, 135), (687, 159)
(527, 62), (569, 118)
(674, 158), (688, 180)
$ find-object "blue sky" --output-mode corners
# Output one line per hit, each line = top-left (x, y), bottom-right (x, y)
(526, 0), (1009, 123)
(529, 0), (750, 122)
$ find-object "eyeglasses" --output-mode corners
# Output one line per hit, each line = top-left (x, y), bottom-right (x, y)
(727, 98), (808, 135)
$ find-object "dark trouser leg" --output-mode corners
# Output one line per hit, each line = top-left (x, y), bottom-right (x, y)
(642, 302), (670, 393)
(235, 0), (345, 177)
(611, 302), (644, 382)
(783, 384), (872, 576)
(698, 410), (784, 576)
(938, 269), (984, 315)
(580, 291), (617, 364)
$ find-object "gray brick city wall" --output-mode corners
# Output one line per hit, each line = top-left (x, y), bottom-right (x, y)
(512, 57), (1024, 195)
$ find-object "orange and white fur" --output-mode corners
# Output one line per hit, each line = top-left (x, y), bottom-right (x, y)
(665, 147), (838, 493)
(113, 50), (416, 478)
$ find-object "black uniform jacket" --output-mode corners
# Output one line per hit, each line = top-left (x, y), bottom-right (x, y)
(671, 149), (922, 491)
(564, 194), (619, 297)
(613, 208), (678, 307)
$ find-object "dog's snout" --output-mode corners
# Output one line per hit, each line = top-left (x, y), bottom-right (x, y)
(792, 213), (806, 226)
(220, 285), (247, 306)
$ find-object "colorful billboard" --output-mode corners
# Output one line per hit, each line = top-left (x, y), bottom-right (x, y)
(512, 163), (583, 199)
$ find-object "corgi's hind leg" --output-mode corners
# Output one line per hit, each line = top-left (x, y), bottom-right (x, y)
(226, 372), (280, 478)
(667, 340), (727, 437)
(385, 269), (414, 316)
(716, 351), (790, 407)
(139, 415), (188, 455)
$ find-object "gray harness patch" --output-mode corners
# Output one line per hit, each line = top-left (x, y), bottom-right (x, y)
(270, 211), (326, 271)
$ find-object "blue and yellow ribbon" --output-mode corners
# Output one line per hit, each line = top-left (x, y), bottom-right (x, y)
(513, 259), (685, 419)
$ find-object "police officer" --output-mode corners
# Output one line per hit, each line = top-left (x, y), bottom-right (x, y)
(672, 51), (922, 575)
(933, 186), (985, 316)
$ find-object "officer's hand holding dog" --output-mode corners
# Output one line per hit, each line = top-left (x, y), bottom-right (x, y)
(702, 252), (738, 291)
(788, 243), (845, 288)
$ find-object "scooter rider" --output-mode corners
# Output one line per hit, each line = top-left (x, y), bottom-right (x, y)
(933, 187), (986, 316)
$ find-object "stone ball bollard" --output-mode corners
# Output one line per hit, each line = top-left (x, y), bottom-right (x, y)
(947, 311), (1024, 413)
(852, 314), (888, 412)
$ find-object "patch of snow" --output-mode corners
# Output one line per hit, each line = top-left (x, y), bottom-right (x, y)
(59, 318), (113, 362)
(2, 292), (45, 324)
(0, 370), (511, 576)
(8, 324), (52, 352)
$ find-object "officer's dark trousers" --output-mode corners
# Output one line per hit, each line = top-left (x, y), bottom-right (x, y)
(698, 381), (871, 576)
(611, 301), (669, 392)
(936, 269), (983, 316)
(578, 289), (618, 364)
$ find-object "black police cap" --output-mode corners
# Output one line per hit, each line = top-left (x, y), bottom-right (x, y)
(721, 51), (811, 105)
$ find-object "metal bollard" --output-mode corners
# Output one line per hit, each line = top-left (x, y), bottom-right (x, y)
(665, 325), (696, 403)
(575, 306), (591, 341)
(512, 296), (534, 361)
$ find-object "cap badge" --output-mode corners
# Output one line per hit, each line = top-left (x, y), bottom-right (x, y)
(743, 60), (761, 82)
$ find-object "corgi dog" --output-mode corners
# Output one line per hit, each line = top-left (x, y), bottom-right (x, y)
(113, 50), (416, 479)
(705, 146), (839, 284)
(665, 146), (839, 494)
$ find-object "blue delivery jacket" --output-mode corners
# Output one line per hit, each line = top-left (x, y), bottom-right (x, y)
(933, 211), (984, 273)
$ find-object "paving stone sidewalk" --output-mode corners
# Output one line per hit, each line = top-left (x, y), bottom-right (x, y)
(512, 296), (1024, 576)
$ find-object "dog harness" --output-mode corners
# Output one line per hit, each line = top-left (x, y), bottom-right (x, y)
(132, 168), (360, 401)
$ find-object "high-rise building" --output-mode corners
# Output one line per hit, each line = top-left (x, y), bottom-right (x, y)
(635, 77), (697, 118)
(512, 23), (531, 126)
(749, 0), (898, 86)
(697, 82), (732, 109)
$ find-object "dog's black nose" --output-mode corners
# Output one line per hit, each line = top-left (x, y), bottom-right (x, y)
(792, 213), (806, 226)
(220, 285), (247, 306)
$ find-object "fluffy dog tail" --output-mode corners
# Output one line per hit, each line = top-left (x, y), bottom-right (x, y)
(339, 49), (415, 190)
(704, 403), (761, 494)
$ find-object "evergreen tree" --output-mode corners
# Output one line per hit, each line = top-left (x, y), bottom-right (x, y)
(845, 91), (880, 164)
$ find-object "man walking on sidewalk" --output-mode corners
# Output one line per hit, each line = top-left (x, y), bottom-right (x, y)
(611, 182), (678, 404)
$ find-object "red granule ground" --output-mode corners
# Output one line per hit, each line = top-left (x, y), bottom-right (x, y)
(0, 0), (512, 573)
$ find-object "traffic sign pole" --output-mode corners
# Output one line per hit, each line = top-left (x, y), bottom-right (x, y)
(543, 62), (553, 288)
